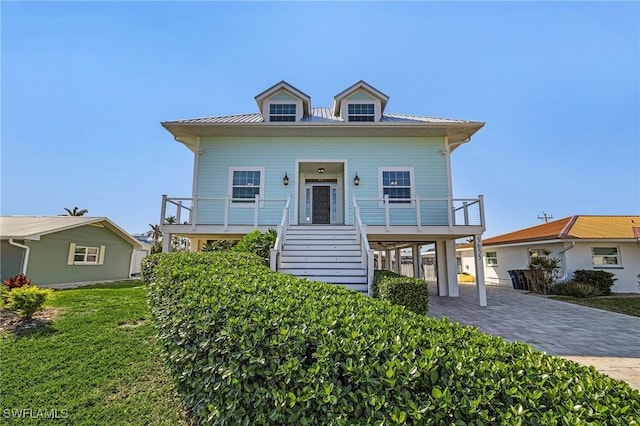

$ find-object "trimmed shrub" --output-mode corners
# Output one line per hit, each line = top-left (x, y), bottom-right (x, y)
(146, 252), (640, 425)
(551, 281), (603, 298)
(457, 272), (475, 283)
(201, 239), (238, 252)
(140, 253), (162, 285)
(8, 286), (53, 318)
(572, 270), (617, 295)
(378, 276), (429, 314)
(233, 229), (277, 265)
(372, 269), (402, 298)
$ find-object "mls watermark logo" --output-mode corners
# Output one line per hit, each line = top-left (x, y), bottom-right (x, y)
(2, 408), (69, 419)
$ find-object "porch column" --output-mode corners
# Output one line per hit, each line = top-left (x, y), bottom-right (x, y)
(394, 248), (401, 274)
(446, 240), (459, 297)
(385, 249), (391, 271)
(413, 244), (421, 278)
(162, 234), (171, 253)
(473, 235), (487, 307)
(377, 251), (383, 270)
(435, 240), (448, 296)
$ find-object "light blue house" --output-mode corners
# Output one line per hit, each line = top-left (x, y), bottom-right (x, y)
(160, 81), (488, 305)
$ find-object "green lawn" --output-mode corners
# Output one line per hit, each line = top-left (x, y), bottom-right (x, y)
(0, 280), (187, 425)
(550, 295), (640, 317)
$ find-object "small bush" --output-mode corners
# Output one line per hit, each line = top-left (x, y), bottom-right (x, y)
(8, 286), (53, 318)
(146, 252), (640, 425)
(3, 273), (32, 290)
(457, 272), (475, 283)
(378, 276), (429, 314)
(572, 270), (617, 295)
(372, 269), (402, 298)
(232, 229), (277, 265)
(140, 254), (162, 285)
(551, 281), (603, 298)
(201, 239), (238, 252)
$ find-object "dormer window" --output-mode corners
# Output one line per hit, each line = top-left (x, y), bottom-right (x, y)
(269, 104), (297, 122)
(347, 103), (375, 122)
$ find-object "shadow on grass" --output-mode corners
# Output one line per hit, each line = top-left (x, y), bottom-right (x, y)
(1, 308), (61, 339)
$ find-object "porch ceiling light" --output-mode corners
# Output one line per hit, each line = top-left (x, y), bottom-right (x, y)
(354, 173), (360, 186)
(283, 172), (289, 186)
(318, 167), (325, 174)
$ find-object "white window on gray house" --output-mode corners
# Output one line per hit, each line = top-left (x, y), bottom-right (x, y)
(269, 104), (296, 121)
(231, 169), (262, 204)
(382, 170), (412, 203)
(67, 243), (105, 265)
(486, 251), (498, 266)
(347, 103), (375, 121)
(591, 247), (620, 266)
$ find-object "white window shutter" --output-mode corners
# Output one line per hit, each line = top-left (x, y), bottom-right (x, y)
(67, 243), (76, 265)
(98, 246), (106, 265)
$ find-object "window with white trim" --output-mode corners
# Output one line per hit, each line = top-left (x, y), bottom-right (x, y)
(486, 251), (498, 266)
(229, 168), (263, 205)
(347, 103), (375, 121)
(269, 104), (296, 122)
(528, 248), (549, 261)
(67, 243), (105, 265)
(380, 169), (412, 204)
(591, 247), (620, 267)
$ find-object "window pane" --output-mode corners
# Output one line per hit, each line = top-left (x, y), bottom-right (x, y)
(74, 254), (85, 262)
(592, 247), (618, 256)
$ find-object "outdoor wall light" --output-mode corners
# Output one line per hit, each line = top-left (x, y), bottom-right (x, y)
(283, 172), (289, 186)
(318, 167), (325, 174)
(354, 173), (360, 186)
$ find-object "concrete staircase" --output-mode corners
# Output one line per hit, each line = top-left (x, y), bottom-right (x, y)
(278, 225), (368, 293)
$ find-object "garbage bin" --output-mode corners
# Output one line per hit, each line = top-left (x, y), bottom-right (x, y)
(514, 270), (530, 291)
(508, 270), (521, 289)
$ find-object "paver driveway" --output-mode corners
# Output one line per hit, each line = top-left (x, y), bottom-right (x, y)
(427, 283), (640, 389)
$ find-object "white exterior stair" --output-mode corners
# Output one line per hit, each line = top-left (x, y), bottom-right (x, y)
(278, 225), (368, 293)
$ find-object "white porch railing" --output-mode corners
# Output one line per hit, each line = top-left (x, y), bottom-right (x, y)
(270, 196), (291, 271)
(160, 195), (289, 230)
(353, 195), (485, 231)
(353, 196), (375, 296)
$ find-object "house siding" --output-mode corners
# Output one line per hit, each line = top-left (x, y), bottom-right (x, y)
(0, 241), (25, 281)
(195, 136), (448, 226)
(22, 225), (134, 285)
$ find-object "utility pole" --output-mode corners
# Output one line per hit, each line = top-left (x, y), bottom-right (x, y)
(537, 211), (553, 223)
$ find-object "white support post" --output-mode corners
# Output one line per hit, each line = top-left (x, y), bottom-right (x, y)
(473, 234), (487, 307)
(447, 196), (454, 230)
(223, 195), (230, 231)
(270, 248), (278, 271)
(446, 240), (459, 297)
(463, 201), (469, 226)
(415, 195), (422, 231)
(377, 251), (383, 270)
(394, 248), (401, 274)
(385, 249), (391, 271)
(412, 244), (421, 278)
(435, 240), (448, 296)
(176, 201), (182, 223)
(384, 194), (390, 231)
(162, 233), (171, 253)
(367, 249), (375, 296)
(191, 197), (198, 231)
(160, 195), (167, 227)
(479, 195), (486, 232)
(254, 194), (260, 227)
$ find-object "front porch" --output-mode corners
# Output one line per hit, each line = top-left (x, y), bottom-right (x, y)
(159, 194), (488, 305)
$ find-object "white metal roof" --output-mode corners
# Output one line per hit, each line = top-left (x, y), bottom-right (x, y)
(0, 216), (143, 248)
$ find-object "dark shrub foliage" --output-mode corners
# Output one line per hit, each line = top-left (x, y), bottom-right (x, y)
(572, 270), (617, 295)
(378, 276), (429, 314)
(146, 252), (640, 425)
(232, 228), (277, 265)
(551, 280), (603, 298)
(201, 239), (238, 252)
(3, 273), (32, 290)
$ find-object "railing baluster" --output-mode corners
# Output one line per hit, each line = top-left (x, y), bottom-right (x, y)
(415, 195), (422, 231)
(191, 198), (198, 230)
(223, 195), (230, 231)
(463, 201), (469, 226)
(384, 194), (390, 231)
(160, 195), (167, 226)
(254, 194), (260, 226)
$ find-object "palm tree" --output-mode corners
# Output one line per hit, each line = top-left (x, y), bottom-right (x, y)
(146, 224), (163, 254)
(63, 207), (89, 216)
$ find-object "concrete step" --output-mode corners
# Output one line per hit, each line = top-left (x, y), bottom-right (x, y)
(280, 250), (362, 257)
(282, 244), (361, 251)
(279, 262), (363, 269)
(288, 226), (355, 231)
(303, 275), (368, 284)
(285, 234), (357, 241)
(280, 255), (362, 263)
(278, 269), (366, 277)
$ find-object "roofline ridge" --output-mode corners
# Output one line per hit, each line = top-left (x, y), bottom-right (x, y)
(559, 215), (579, 238)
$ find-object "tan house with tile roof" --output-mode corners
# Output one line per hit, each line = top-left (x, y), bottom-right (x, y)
(457, 216), (640, 293)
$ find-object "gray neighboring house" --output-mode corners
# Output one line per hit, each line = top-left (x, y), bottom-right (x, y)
(1, 216), (146, 287)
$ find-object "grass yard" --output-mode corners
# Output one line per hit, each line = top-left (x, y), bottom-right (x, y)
(550, 294), (640, 317)
(0, 280), (187, 425)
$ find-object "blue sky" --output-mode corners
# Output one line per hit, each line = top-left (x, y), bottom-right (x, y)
(2, 1), (639, 237)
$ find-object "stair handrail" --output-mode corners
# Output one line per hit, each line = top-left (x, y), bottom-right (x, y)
(353, 196), (375, 296)
(270, 196), (291, 271)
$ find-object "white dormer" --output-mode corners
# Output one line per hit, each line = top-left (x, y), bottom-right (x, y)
(255, 81), (311, 122)
(332, 80), (389, 122)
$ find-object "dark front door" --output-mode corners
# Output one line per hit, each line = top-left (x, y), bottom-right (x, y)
(312, 186), (331, 224)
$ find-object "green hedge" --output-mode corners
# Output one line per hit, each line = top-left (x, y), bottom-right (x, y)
(145, 252), (640, 425)
(372, 269), (403, 298)
(378, 276), (429, 314)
